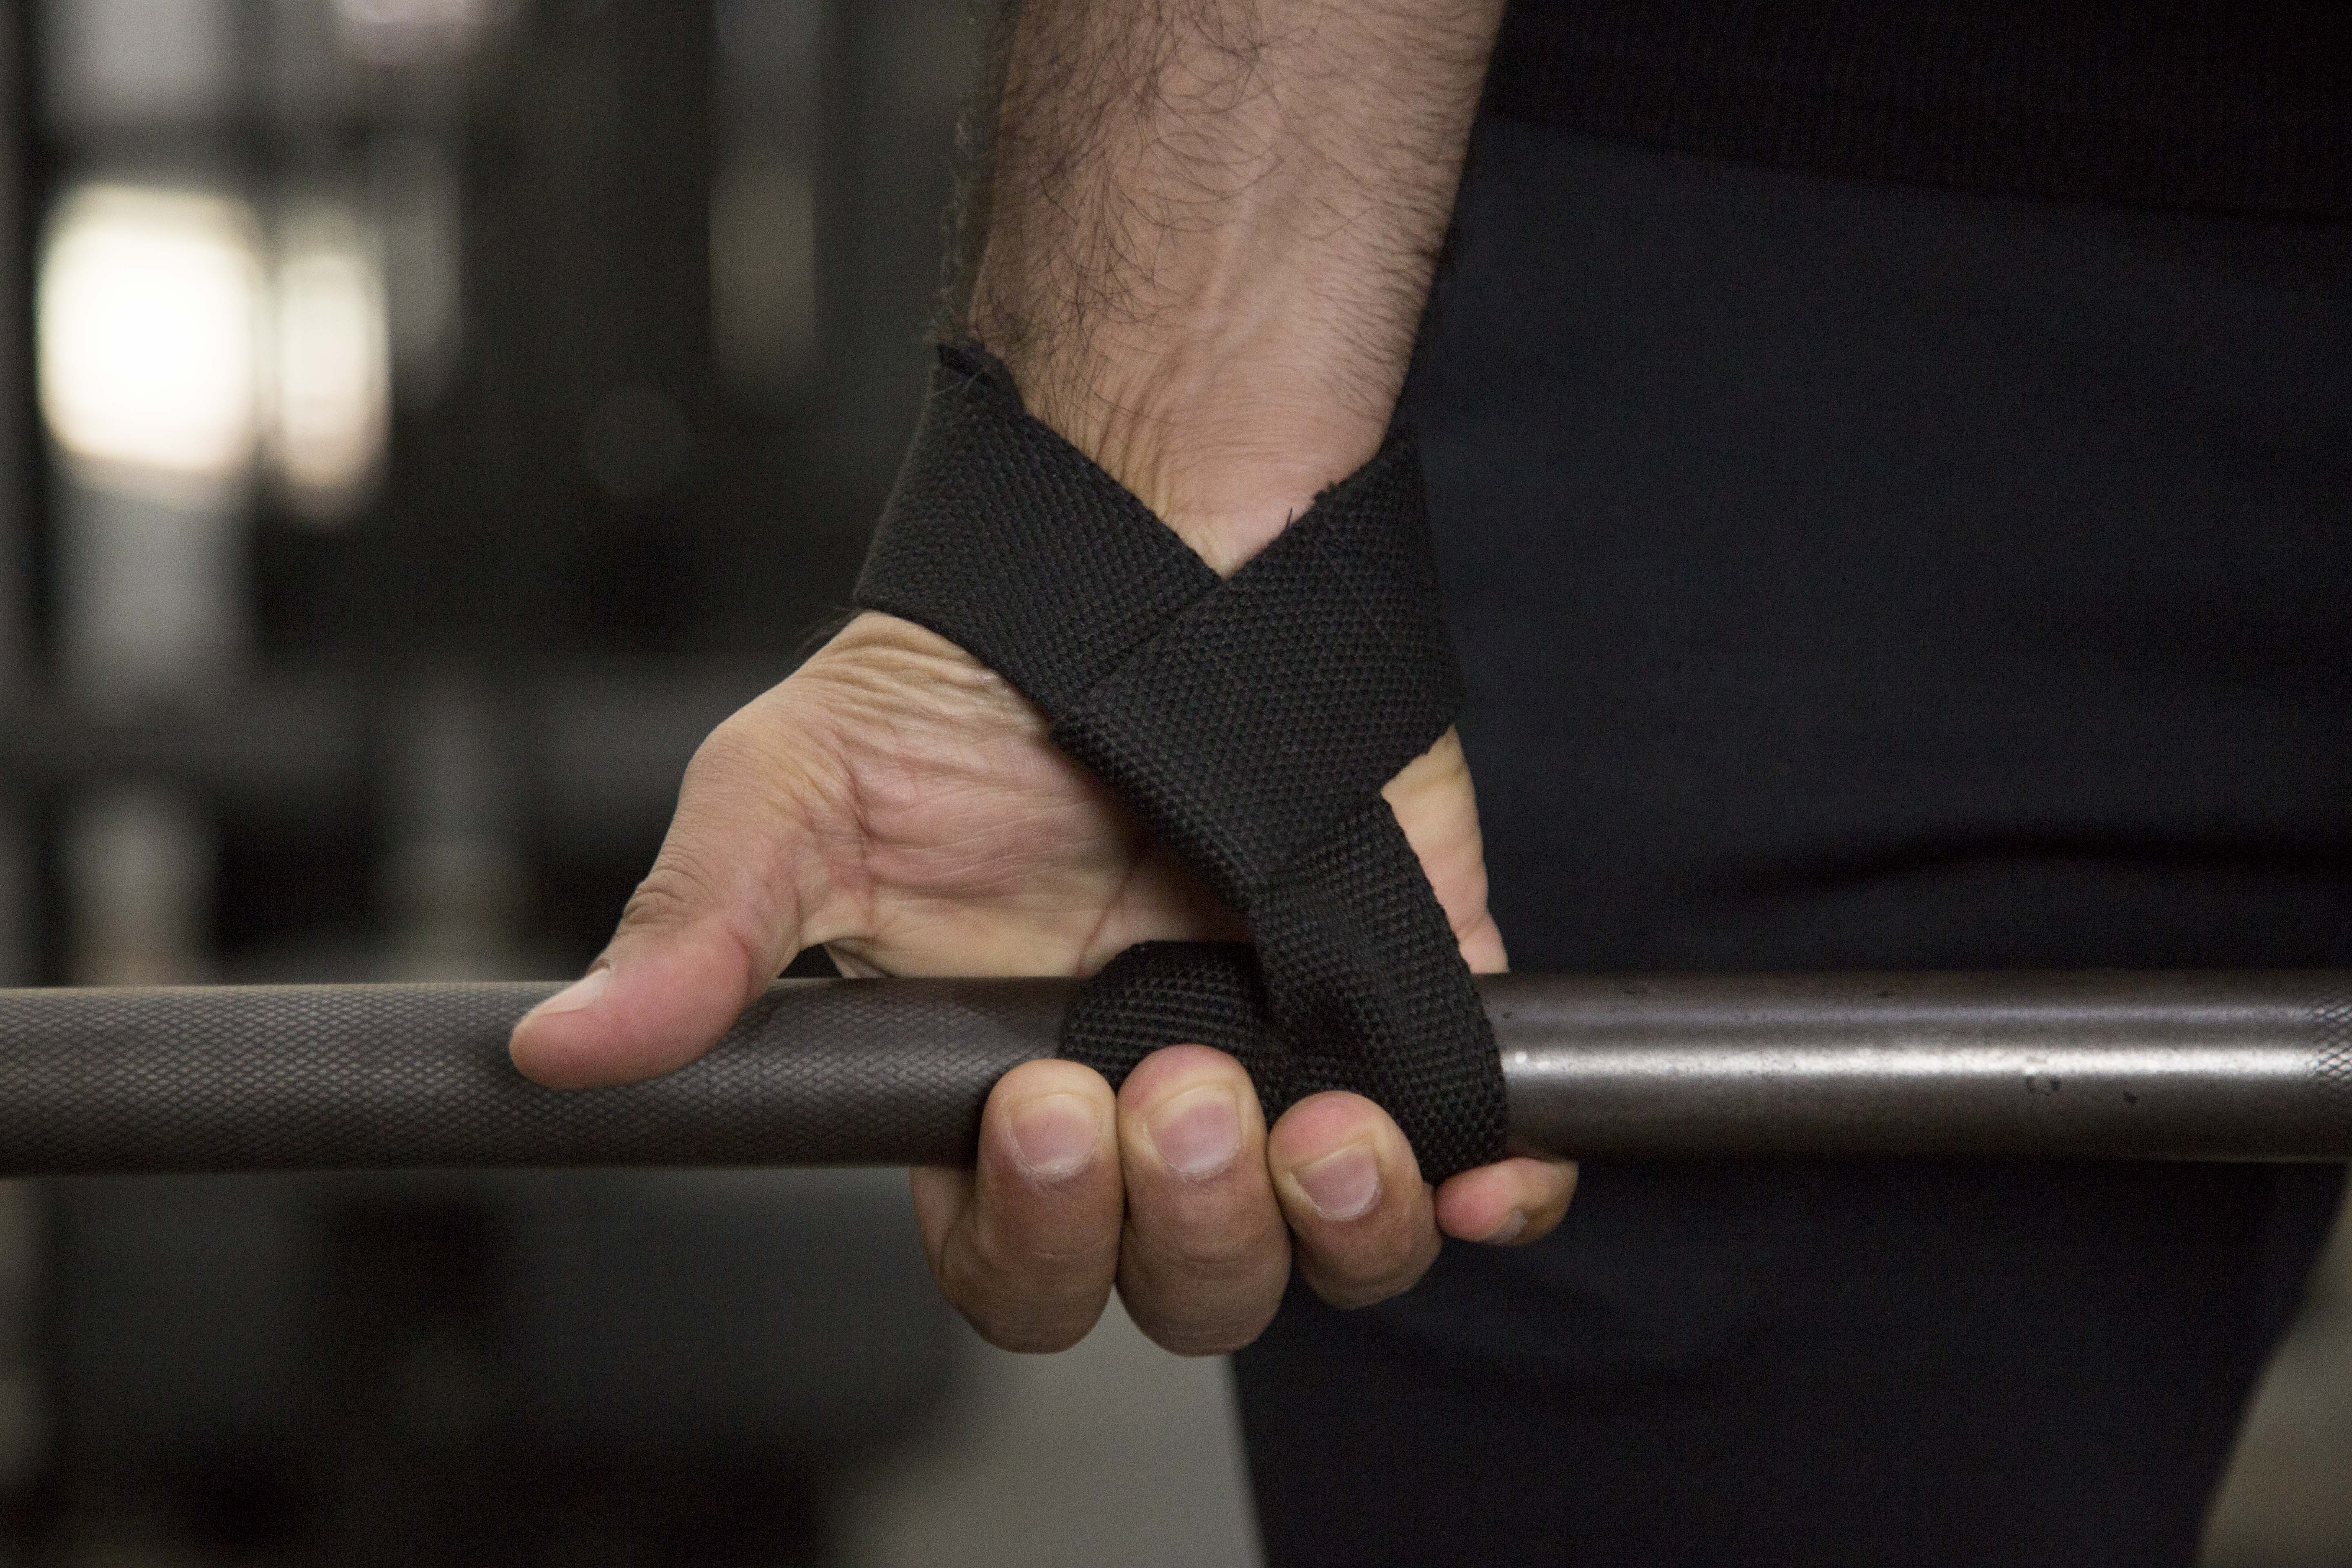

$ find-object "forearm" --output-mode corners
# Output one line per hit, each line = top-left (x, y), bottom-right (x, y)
(961, 0), (1506, 572)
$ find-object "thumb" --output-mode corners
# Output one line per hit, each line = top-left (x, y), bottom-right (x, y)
(510, 723), (826, 1088)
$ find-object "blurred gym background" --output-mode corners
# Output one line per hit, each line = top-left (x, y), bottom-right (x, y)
(0, 2), (1256, 1563)
(0, 2), (2338, 1564)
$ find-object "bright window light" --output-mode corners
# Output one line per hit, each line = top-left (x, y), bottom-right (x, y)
(38, 184), (265, 499)
(272, 213), (391, 524)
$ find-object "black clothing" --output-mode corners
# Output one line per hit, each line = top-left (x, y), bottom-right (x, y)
(1233, 117), (2352, 1566)
(1489, 0), (2352, 215)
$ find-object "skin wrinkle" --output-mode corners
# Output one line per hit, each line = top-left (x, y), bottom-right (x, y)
(1074, 842), (1166, 977)
(719, 682), (903, 949)
(804, 636), (1078, 921)
(808, 617), (1495, 972)
(949, 1238), (1118, 1350)
(847, 712), (1156, 933)
(968, 1200), (1120, 1272)
(619, 853), (788, 1000)
(800, 617), (1249, 973)
(1123, 1207), (1278, 1279)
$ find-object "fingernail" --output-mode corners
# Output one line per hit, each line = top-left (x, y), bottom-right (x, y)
(527, 966), (610, 1019)
(1480, 1209), (1528, 1245)
(1292, 1142), (1381, 1221)
(1148, 1087), (1242, 1179)
(1009, 1094), (1098, 1181)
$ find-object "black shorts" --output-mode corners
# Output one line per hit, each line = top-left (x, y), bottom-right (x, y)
(1232, 119), (2352, 1567)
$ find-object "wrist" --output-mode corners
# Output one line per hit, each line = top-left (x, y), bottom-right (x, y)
(972, 318), (1394, 577)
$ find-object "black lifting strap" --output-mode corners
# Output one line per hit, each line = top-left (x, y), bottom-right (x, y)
(855, 343), (1507, 1182)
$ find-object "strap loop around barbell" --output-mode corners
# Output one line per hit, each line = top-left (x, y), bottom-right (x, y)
(855, 343), (1506, 1180)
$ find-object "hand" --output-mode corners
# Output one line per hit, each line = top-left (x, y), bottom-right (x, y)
(510, 610), (1576, 1354)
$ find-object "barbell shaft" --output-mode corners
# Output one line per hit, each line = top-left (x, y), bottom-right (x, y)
(0, 971), (2347, 1177)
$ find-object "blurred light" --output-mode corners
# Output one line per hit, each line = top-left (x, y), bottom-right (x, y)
(271, 211), (390, 525)
(41, 0), (235, 130)
(38, 184), (264, 501)
(372, 138), (464, 407)
(711, 158), (817, 394)
(583, 386), (692, 501)
(331, 0), (510, 67)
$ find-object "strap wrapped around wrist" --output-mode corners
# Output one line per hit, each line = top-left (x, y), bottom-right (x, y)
(854, 343), (1506, 1181)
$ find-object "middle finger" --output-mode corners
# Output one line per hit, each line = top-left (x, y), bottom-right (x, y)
(1114, 1045), (1293, 1355)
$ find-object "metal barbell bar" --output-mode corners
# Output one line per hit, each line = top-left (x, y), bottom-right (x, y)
(0, 971), (2347, 1176)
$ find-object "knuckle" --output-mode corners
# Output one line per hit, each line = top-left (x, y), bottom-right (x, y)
(966, 1305), (1095, 1355)
(960, 1218), (1120, 1298)
(1133, 1310), (1275, 1359)
(936, 1245), (1111, 1354)
(679, 710), (833, 835)
(1312, 1276), (1415, 1312)
(1138, 1214), (1279, 1281)
(964, 1307), (1091, 1354)
(1120, 1269), (1283, 1358)
(683, 710), (776, 785)
(1309, 1256), (1428, 1311)
(613, 856), (724, 938)
(1118, 1242), (1287, 1355)
(1305, 1225), (1439, 1312)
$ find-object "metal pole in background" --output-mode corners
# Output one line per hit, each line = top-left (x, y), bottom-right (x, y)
(0, 971), (2346, 1176)
(0, 0), (45, 1501)
(39, 0), (255, 987)
(0, 0), (31, 993)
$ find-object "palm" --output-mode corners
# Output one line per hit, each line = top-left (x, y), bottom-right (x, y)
(761, 613), (1501, 979)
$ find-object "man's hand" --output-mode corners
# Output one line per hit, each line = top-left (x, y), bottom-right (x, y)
(515, 0), (1558, 1358)
(510, 611), (1575, 1354)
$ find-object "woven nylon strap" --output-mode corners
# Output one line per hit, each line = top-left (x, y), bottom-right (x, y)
(855, 344), (1506, 1181)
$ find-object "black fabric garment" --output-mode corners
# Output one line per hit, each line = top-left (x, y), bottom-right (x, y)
(1234, 118), (2352, 1566)
(1488, 0), (2352, 216)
